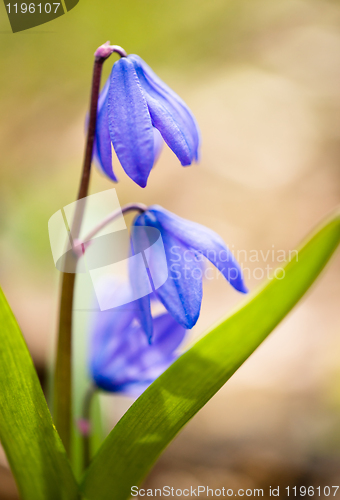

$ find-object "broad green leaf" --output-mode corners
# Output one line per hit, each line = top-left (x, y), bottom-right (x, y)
(81, 210), (340, 500)
(0, 287), (80, 500)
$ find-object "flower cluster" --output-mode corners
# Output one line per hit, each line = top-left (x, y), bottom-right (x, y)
(131, 205), (247, 340)
(88, 48), (246, 397)
(93, 54), (200, 188)
(89, 285), (186, 396)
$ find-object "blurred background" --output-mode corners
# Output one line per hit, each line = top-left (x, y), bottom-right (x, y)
(0, 0), (340, 497)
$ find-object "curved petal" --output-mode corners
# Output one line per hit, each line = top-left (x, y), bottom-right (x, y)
(129, 231), (154, 341)
(106, 314), (185, 391)
(130, 54), (200, 161)
(94, 79), (117, 182)
(98, 76), (110, 109)
(128, 56), (193, 166)
(90, 307), (186, 394)
(115, 315), (185, 382)
(108, 57), (155, 188)
(153, 126), (163, 164)
(155, 234), (203, 328)
(147, 96), (192, 166)
(91, 322), (146, 392)
(90, 306), (136, 384)
(134, 212), (203, 328)
(151, 313), (187, 355)
(148, 206), (248, 294)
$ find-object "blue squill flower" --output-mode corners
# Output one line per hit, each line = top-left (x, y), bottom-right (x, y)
(93, 54), (200, 188)
(89, 292), (186, 396)
(131, 205), (248, 340)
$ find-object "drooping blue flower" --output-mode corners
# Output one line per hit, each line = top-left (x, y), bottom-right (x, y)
(89, 288), (187, 397)
(93, 54), (200, 188)
(130, 205), (248, 340)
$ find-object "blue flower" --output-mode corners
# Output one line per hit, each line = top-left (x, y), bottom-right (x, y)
(89, 290), (187, 396)
(93, 54), (200, 188)
(131, 205), (248, 340)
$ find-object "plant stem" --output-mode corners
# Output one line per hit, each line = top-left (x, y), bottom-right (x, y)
(53, 50), (117, 455)
(82, 203), (147, 243)
(81, 384), (97, 471)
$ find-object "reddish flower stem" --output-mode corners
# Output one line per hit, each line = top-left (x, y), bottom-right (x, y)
(53, 45), (126, 456)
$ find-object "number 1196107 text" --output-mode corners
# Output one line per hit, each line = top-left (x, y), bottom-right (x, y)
(6, 3), (61, 14)
(286, 487), (339, 497)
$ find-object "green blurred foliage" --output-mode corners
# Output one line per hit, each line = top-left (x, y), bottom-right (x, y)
(0, 0), (338, 273)
(0, 0), (249, 269)
(0, 0), (244, 121)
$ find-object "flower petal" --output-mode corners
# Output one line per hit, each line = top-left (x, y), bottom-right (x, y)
(94, 78), (117, 181)
(129, 232), (154, 341)
(90, 307), (186, 394)
(90, 306), (136, 384)
(130, 54), (200, 161)
(148, 206), (248, 294)
(108, 57), (155, 188)
(150, 313), (187, 355)
(155, 235), (203, 328)
(145, 93), (192, 166)
(128, 55), (194, 166)
(134, 211), (203, 328)
(153, 126), (163, 164)
(108, 314), (185, 390)
(134, 294), (153, 342)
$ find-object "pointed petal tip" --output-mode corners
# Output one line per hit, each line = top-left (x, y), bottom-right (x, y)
(235, 281), (249, 294)
(108, 56), (154, 189)
(124, 169), (150, 188)
(95, 155), (118, 182)
(180, 159), (193, 167)
(134, 176), (148, 188)
(106, 171), (118, 183)
(181, 310), (200, 330)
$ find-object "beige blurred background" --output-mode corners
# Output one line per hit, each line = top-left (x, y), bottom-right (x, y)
(0, 0), (340, 497)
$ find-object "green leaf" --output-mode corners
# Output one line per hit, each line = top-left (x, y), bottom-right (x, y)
(81, 210), (340, 500)
(0, 287), (80, 500)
